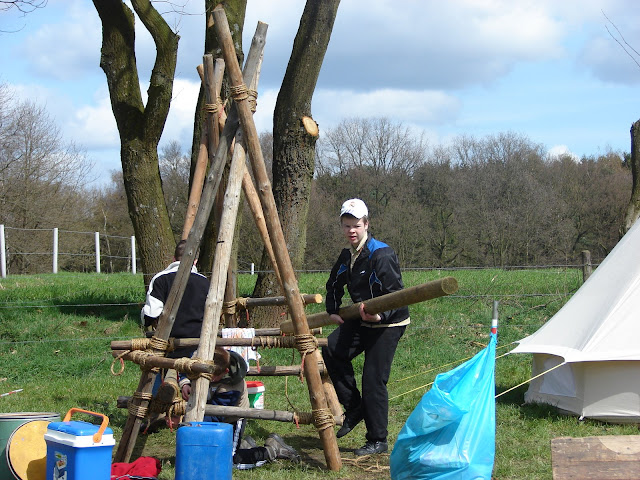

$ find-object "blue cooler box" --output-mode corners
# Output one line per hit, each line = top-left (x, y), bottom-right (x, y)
(44, 419), (114, 480)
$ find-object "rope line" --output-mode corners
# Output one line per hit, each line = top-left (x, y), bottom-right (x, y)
(495, 361), (566, 399)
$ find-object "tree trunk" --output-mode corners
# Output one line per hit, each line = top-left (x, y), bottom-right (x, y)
(624, 119), (640, 233)
(192, 0), (247, 275)
(251, 0), (341, 326)
(93, 0), (177, 286)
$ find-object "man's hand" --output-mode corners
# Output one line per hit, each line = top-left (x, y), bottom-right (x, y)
(329, 313), (344, 325)
(359, 302), (381, 323)
(181, 384), (191, 401)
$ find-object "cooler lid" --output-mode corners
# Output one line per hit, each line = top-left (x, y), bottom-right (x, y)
(47, 420), (113, 436)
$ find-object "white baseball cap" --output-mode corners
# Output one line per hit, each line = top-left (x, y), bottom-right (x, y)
(340, 198), (368, 219)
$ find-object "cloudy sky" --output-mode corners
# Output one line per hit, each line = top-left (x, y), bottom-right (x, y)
(1, 0), (639, 186)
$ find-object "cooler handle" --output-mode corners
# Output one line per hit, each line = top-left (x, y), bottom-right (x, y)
(63, 408), (110, 443)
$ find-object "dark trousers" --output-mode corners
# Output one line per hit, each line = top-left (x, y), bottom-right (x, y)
(322, 321), (406, 442)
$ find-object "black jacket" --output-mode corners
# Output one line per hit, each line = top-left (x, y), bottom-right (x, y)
(141, 261), (209, 343)
(325, 235), (409, 325)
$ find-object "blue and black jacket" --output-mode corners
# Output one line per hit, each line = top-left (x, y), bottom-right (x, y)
(325, 235), (409, 325)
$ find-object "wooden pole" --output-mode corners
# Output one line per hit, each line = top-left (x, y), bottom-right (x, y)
(117, 397), (342, 426)
(111, 336), (328, 351)
(280, 277), (459, 333)
(112, 350), (219, 375)
(242, 293), (322, 308)
(582, 250), (592, 283)
(212, 5), (341, 470)
(181, 59), (225, 240)
(183, 22), (267, 423)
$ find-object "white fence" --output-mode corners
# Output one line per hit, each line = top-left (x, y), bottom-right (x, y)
(0, 225), (137, 278)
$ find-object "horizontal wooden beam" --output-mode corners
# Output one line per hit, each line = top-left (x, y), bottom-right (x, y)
(112, 336), (328, 351)
(280, 277), (459, 333)
(116, 396), (343, 426)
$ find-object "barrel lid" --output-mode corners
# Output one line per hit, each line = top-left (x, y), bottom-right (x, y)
(0, 412), (60, 420)
(6, 420), (50, 480)
(47, 420), (113, 436)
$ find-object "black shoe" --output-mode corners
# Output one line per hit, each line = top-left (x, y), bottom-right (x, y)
(264, 433), (301, 463)
(336, 409), (364, 438)
(354, 440), (388, 456)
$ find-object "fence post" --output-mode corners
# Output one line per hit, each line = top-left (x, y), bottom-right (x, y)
(0, 224), (6, 278)
(95, 232), (101, 273)
(581, 250), (592, 283)
(131, 236), (137, 275)
(53, 227), (58, 274)
(250, 262), (255, 275)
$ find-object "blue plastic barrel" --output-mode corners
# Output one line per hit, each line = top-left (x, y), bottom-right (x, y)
(175, 422), (232, 480)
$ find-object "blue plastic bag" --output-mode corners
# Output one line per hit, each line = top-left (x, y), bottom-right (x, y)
(390, 331), (497, 479)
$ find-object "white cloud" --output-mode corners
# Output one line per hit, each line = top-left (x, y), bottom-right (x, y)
(312, 88), (461, 132)
(66, 90), (118, 150)
(19, 1), (101, 81)
(547, 144), (579, 161)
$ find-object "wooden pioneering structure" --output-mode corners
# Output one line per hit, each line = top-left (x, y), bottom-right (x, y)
(112, 9), (343, 470)
(111, 5), (459, 471)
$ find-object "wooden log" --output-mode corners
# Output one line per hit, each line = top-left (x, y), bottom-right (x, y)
(111, 336), (328, 351)
(112, 350), (219, 375)
(183, 22), (267, 424)
(280, 277), (459, 333)
(143, 326), (322, 338)
(212, 6), (341, 471)
(181, 58), (225, 240)
(116, 396), (342, 426)
(242, 293), (322, 308)
(552, 435), (640, 479)
(582, 250), (592, 283)
(247, 364), (326, 376)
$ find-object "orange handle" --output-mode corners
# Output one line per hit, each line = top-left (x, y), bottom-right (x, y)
(62, 408), (110, 443)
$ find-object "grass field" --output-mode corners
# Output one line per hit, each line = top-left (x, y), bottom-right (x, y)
(1, 269), (637, 479)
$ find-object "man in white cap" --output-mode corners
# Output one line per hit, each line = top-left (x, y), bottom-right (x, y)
(322, 198), (410, 456)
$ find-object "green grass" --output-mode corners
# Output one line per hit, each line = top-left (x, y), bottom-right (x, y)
(1, 269), (637, 479)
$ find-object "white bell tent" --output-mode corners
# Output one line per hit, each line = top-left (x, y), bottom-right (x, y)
(511, 219), (640, 423)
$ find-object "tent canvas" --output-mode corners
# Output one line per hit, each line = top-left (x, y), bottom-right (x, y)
(511, 219), (640, 423)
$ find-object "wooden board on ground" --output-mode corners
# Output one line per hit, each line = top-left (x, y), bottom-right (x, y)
(552, 435), (640, 479)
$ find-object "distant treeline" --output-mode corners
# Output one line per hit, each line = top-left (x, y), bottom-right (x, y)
(239, 124), (631, 271)
(1, 97), (630, 274)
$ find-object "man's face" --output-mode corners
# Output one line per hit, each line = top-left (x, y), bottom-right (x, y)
(341, 216), (368, 247)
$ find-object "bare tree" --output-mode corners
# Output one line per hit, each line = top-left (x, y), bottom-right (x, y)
(0, 97), (93, 273)
(159, 140), (190, 237)
(0, 0), (45, 12)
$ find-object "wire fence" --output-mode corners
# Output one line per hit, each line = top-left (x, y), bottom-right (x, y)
(0, 224), (597, 281)
(0, 224), (137, 277)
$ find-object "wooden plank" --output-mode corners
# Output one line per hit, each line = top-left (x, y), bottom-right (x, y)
(552, 436), (640, 479)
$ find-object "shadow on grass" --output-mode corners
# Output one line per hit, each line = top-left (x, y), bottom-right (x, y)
(496, 384), (571, 422)
(495, 383), (527, 406)
(50, 291), (142, 321)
